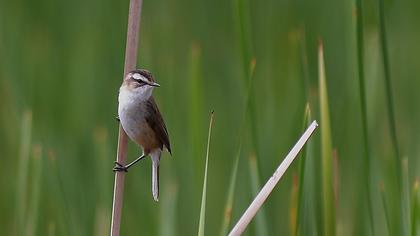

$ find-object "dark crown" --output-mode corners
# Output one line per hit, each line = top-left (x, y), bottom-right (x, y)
(129, 69), (155, 82)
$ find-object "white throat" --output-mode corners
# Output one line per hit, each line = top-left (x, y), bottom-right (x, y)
(118, 85), (153, 116)
(118, 85), (153, 109)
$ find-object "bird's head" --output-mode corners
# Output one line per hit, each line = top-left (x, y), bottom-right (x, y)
(121, 69), (160, 100)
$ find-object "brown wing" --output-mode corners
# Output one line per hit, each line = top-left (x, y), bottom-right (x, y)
(145, 97), (171, 154)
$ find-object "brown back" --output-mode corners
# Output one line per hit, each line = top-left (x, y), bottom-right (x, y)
(145, 97), (171, 154)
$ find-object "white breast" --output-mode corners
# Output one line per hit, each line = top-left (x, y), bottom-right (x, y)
(118, 87), (150, 143)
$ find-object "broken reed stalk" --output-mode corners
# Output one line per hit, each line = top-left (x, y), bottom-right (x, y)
(110, 0), (143, 235)
(228, 121), (318, 236)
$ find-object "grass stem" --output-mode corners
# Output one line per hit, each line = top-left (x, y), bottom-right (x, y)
(220, 59), (257, 236)
(380, 183), (391, 234)
(220, 151), (240, 236)
(295, 104), (311, 236)
(14, 110), (32, 236)
(198, 111), (215, 236)
(228, 121), (318, 236)
(355, 0), (374, 232)
(318, 41), (335, 236)
(411, 179), (419, 236)
(377, 0), (404, 233)
(110, 0), (143, 235)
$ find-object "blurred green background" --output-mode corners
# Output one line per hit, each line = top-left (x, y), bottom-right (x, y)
(1, 0), (419, 235)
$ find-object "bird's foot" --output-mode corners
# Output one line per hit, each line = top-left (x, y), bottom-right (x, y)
(113, 161), (128, 172)
(116, 116), (120, 122)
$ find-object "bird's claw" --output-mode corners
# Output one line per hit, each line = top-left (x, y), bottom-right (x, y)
(113, 161), (128, 172)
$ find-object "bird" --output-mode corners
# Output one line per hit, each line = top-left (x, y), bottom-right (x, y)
(114, 69), (171, 202)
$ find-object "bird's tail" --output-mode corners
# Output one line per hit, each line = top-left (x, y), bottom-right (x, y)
(150, 151), (161, 202)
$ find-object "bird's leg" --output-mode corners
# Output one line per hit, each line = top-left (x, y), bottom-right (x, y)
(123, 154), (147, 169)
(113, 154), (146, 172)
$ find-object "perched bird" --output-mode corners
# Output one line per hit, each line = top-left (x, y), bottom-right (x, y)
(114, 69), (171, 202)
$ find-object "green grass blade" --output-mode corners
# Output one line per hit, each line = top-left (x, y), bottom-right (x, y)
(46, 150), (71, 236)
(244, 58), (257, 142)
(412, 179), (419, 236)
(295, 103), (311, 236)
(244, 59), (266, 236)
(232, 5), (264, 233)
(189, 42), (203, 138)
(93, 127), (112, 236)
(233, 0), (252, 80)
(403, 158), (411, 233)
(233, 0), (259, 159)
(380, 183), (391, 234)
(198, 111), (215, 236)
(220, 59), (256, 236)
(161, 181), (178, 236)
(377, 0), (404, 233)
(290, 174), (298, 236)
(377, 0), (400, 160)
(14, 110), (32, 236)
(318, 41), (335, 236)
(26, 144), (43, 236)
(355, 0), (374, 233)
(189, 42), (205, 187)
(248, 154), (269, 236)
(220, 152), (240, 236)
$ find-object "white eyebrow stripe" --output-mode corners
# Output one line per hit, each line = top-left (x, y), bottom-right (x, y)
(132, 73), (148, 83)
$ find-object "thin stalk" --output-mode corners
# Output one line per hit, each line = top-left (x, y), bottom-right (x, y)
(377, 0), (403, 234)
(220, 59), (257, 236)
(245, 59), (268, 236)
(160, 181), (178, 236)
(220, 153), (240, 236)
(248, 154), (269, 236)
(290, 174), (298, 236)
(411, 179), (419, 236)
(229, 121), (318, 236)
(355, 0), (374, 233)
(233, 0), (252, 80)
(93, 127), (112, 236)
(380, 183), (391, 234)
(48, 150), (72, 236)
(198, 111), (215, 236)
(189, 42), (204, 192)
(233, 0), (259, 157)
(377, 0), (400, 161)
(110, 0), (143, 235)
(26, 145), (43, 236)
(332, 150), (339, 210)
(403, 159), (411, 233)
(295, 104), (311, 236)
(318, 42), (335, 236)
(14, 110), (32, 236)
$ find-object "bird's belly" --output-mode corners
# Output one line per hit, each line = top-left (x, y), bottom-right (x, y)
(118, 105), (160, 153)
(119, 105), (144, 141)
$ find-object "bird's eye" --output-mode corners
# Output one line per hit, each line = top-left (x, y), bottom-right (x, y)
(136, 80), (146, 85)
(131, 77), (147, 86)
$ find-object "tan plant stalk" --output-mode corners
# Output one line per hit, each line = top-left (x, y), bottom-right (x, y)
(110, 0), (143, 235)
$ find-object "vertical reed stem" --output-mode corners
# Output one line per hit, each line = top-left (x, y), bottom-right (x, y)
(377, 0), (403, 234)
(355, 0), (374, 232)
(110, 0), (143, 235)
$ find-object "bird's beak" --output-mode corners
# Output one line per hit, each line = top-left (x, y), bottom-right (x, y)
(150, 82), (160, 87)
